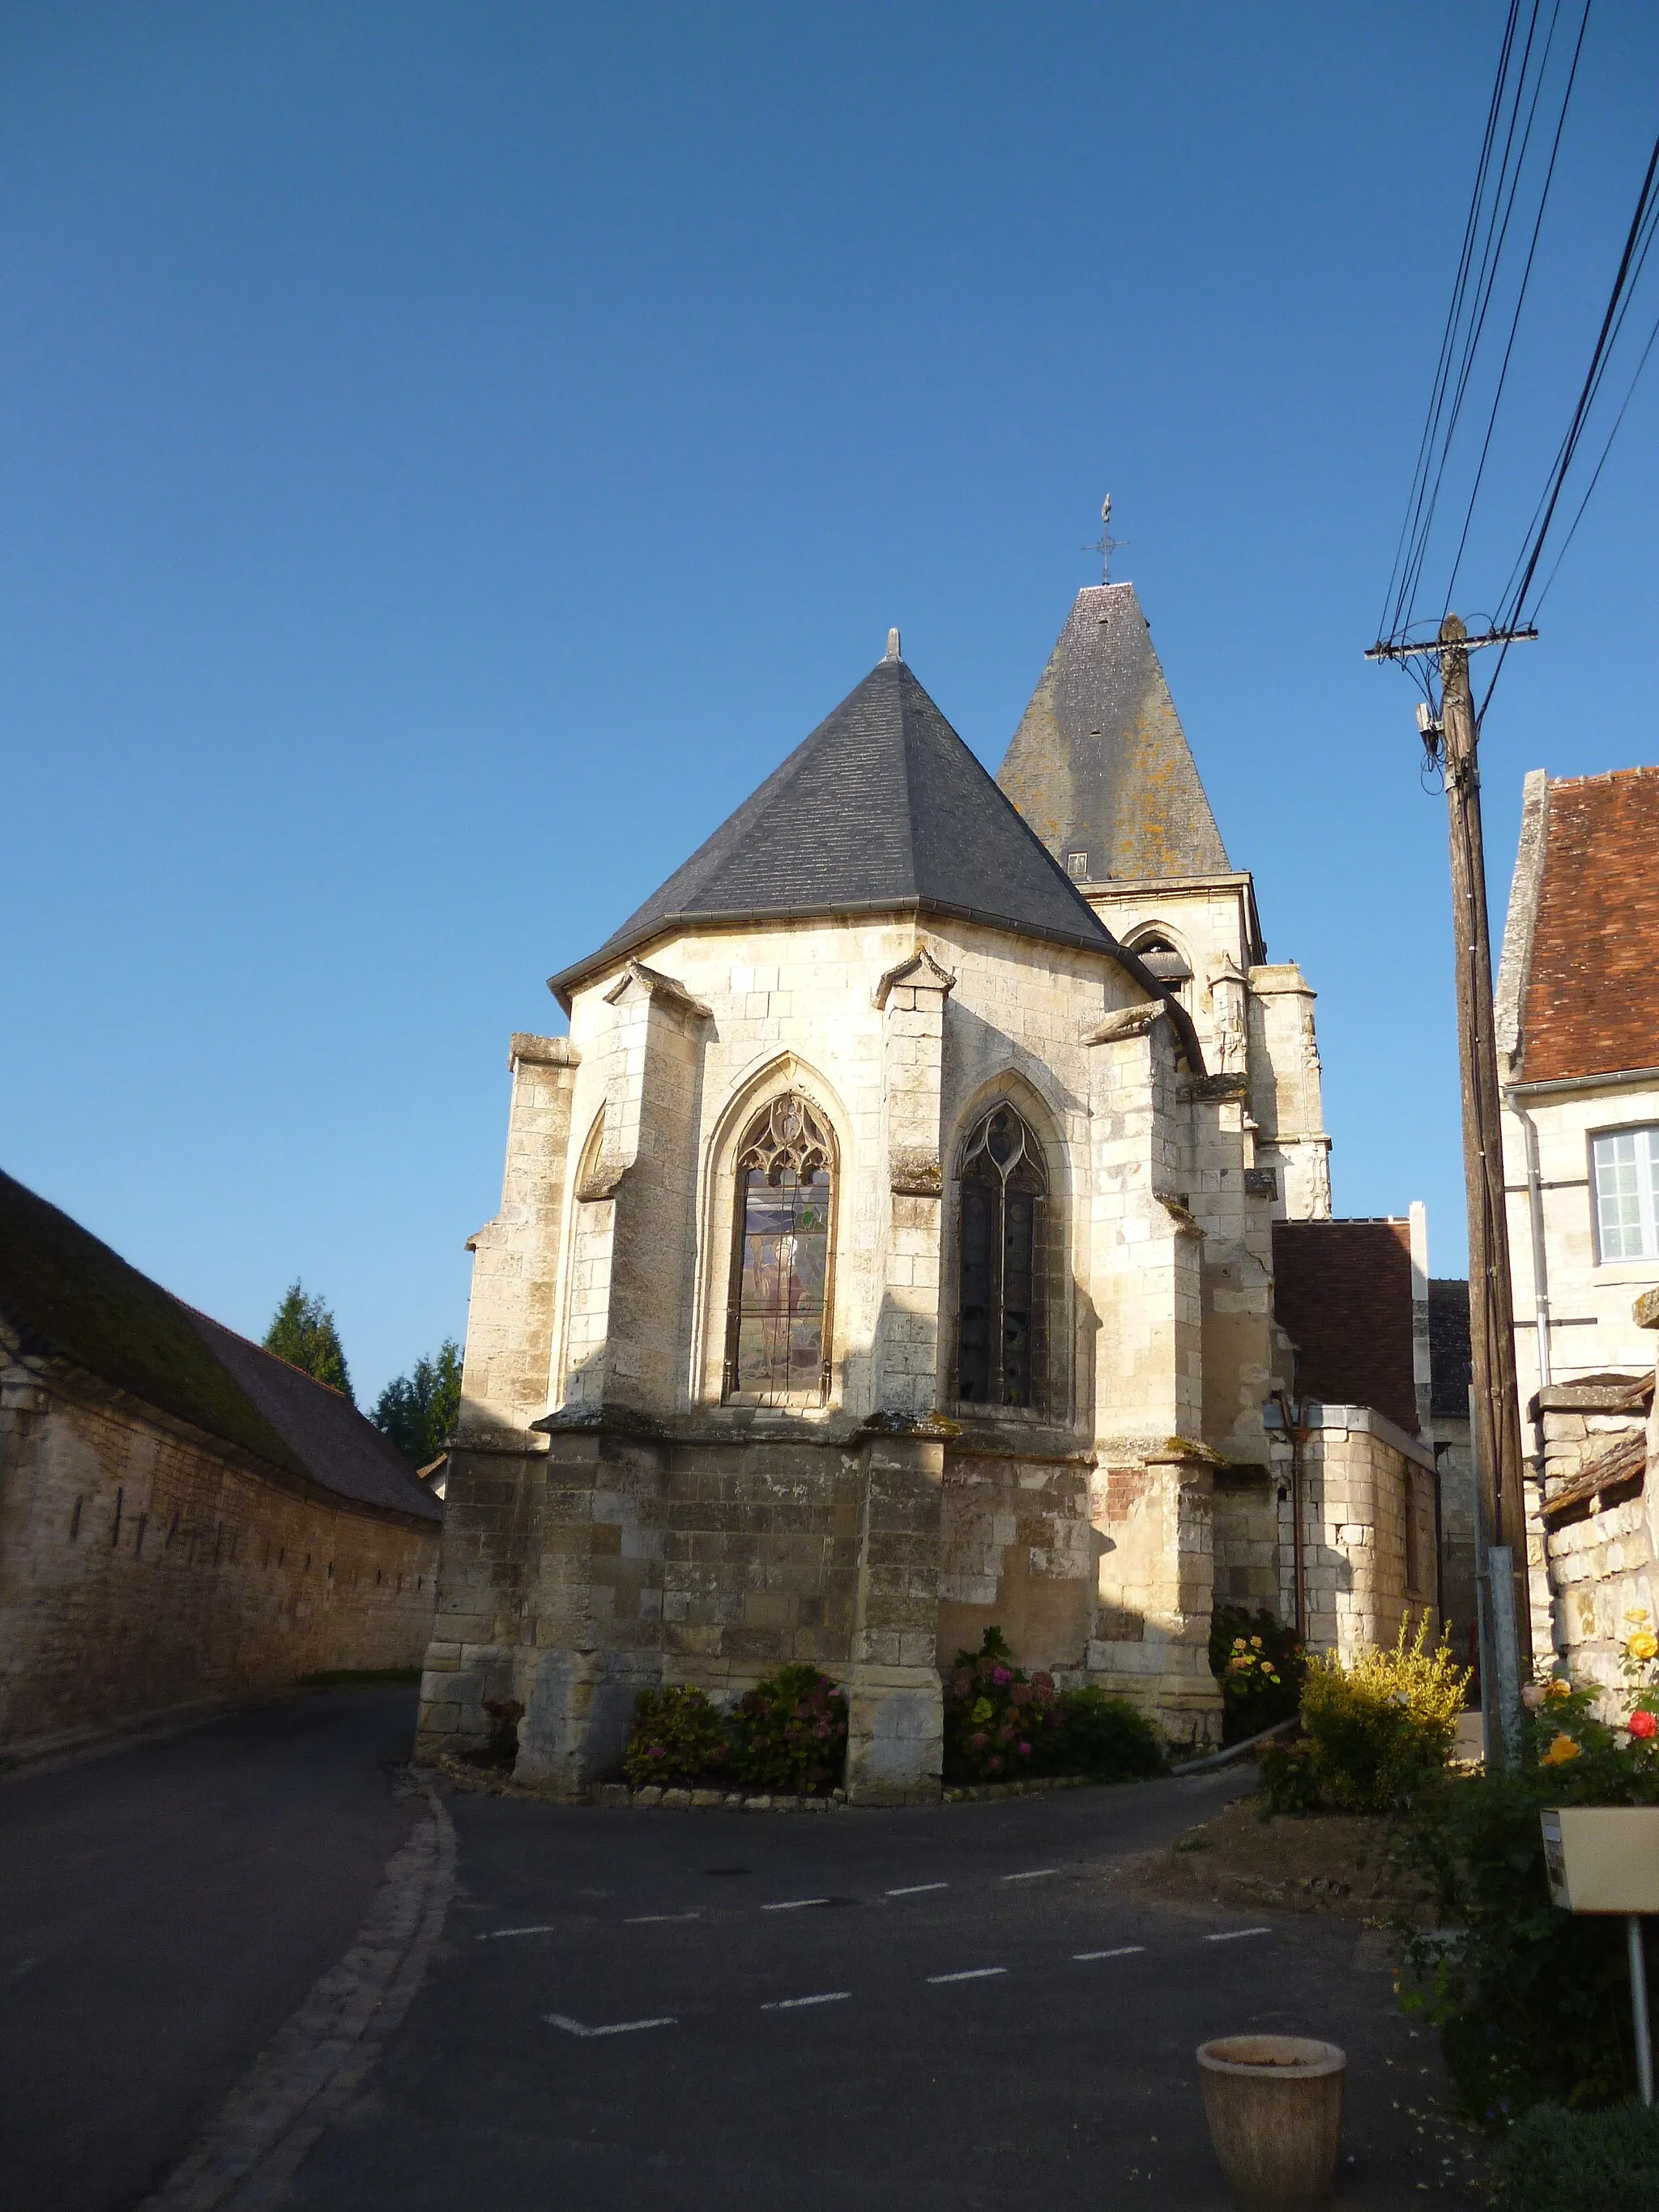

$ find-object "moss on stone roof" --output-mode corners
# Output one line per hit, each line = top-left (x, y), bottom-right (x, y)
(0, 1167), (307, 1479)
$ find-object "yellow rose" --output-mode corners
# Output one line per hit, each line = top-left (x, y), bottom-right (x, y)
(1627, 1609), (1652, 1625)
(1628, 1630), (1658, 1663)
(1541, 1733), (1583, 1767)
(1545, 1679), (1572, 1703)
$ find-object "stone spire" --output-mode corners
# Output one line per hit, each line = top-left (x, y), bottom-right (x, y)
(996, 582), (1229, 882)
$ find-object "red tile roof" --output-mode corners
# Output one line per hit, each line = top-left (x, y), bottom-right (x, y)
(1520, 767), (1659, 1083)
(1272, 1219), (1418, 1435)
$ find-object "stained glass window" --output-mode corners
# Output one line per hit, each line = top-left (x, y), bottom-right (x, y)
(724, 1095), (835, 1403)
(957, 1105), (1046, 1409)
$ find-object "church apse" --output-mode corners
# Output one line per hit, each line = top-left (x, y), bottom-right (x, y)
(417, 620), (1380, 1796)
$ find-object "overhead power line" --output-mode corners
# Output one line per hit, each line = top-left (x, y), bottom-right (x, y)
(1376, 0), (1588, 655)
(1478, 117), (1659, 710)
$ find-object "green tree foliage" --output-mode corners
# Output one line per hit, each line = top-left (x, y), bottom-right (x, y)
(262, 1281), (353, 1403)
(371, 1339), (461, 1469)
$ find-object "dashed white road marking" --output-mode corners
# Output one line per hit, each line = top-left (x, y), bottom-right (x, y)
(762, 1897), (831, 1912)
(624, 1912), (702, 1924)
(886, 1882), (949, 1897)
(1002, 1869), (1059, 1882)
(477, 1924), (558, 1941)
(1205, 1927), (1272, 1943)
(544, 2013), (677, 2038)
(761, 1991), (852, 2010)
(1074, 1946), (1146, 1961)
(928, 1967), (1008, 1984)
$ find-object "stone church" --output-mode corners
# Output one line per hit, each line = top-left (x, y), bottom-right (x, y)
(416, 580), (1430, 1804)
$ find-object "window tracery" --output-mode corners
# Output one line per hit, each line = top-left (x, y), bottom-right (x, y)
(723, 1093), (836, 1404)
(956, 1104), (1047, 1410)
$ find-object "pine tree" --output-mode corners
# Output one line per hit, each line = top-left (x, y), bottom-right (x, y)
(372, 1339), (461, 1470)
(262, 1281), (354, 1403)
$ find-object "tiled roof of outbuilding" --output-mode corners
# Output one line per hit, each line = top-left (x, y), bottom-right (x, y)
(1272, 1218), (1418, 1436)
(550, 651), (1141, 1002)
(0, 1167), (440, 1525)
(1512, 766), (1659, 1083)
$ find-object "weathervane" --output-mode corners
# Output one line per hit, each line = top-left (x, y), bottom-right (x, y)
(1085, 493), (1126, 584)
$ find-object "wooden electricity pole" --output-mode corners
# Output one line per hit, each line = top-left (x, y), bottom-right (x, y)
(1436, 613), (1533, 1672)
(1367, 613), (1537, 1680)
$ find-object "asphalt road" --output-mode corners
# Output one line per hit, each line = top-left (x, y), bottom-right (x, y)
(2, 1688), (422, 2212)
(6, 1695), (1478, 2211)
(292, 1772), (1476, 2212)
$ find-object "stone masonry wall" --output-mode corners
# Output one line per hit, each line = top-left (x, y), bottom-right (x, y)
(0, 1366), (438, 1752)
(936, 1445), (1094, 1674)
(1286, 1409), (1438, 1661)
(1547, 1484), (1653, 1713)
(1537, 1303), (1659, 1711)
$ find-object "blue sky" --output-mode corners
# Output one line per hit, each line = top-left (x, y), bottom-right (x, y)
(5, 3), (1657, 1404)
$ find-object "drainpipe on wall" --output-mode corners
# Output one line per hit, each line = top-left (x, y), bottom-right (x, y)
(1508, 1092), (1553, 1394)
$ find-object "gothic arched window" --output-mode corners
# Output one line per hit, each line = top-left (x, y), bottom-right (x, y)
(956, 1104), (1047, 1409)
(723, 1094), (836, 1404)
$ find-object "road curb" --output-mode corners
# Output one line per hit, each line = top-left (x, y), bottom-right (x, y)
(137, 1770), (457, 2212)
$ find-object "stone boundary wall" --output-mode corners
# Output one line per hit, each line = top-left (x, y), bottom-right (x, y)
(0, 1365), (439, 1750)
(1538, 1298), (1659, 1710)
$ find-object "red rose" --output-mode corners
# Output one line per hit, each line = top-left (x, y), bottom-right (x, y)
(1631, 1709), (1658, 1741)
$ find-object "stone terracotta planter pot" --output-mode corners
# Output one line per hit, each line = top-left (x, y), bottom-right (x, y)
(1196, 2035), (1346, 2212)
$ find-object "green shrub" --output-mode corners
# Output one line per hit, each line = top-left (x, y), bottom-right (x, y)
(731, 1664), (848, 1794)
(1300, 1612), (1467, 1813)
(622, 1685), (734, 1788)
(1050, 1685), (1166, 1781)
(1259, 1734), (1322, 1815)
(1392, 1628), (1659, 2123)
(1491, 2101), (1659, 2207)
(1395, 1762), (1640, 2120)
(1209, 1606), (1303, 1745)
(941, 1629), (1165, 1784)
(941, 1628), (1064, 1784)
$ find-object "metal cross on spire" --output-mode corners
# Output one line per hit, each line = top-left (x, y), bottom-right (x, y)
(1085, 493), (1126, 584)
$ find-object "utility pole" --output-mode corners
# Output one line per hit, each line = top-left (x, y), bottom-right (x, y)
(1368, 614), (1537, 1691)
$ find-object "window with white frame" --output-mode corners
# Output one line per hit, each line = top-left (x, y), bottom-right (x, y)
(1591, 1126), (1659, 1261)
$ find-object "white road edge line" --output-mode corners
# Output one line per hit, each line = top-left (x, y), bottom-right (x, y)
(927, 1967), (1008, 1984)
(477, 1924), (558, 1941)
(544, 2014), (677, 2038)
(760, 1992), (852, 2010)
(1074, 1946), (1146, 1961)
(1001, 1869), (1059, 1882)
(624, 1912), (702, 1924)
(761, 1898), (831, 1912)
(886, 1882), (949, 1897)
(1205, 1927), (1273, 1943)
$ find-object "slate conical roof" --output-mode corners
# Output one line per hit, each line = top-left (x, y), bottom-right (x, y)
(551, 650), (1125, 1002)
(997, 583), (1229, 881)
